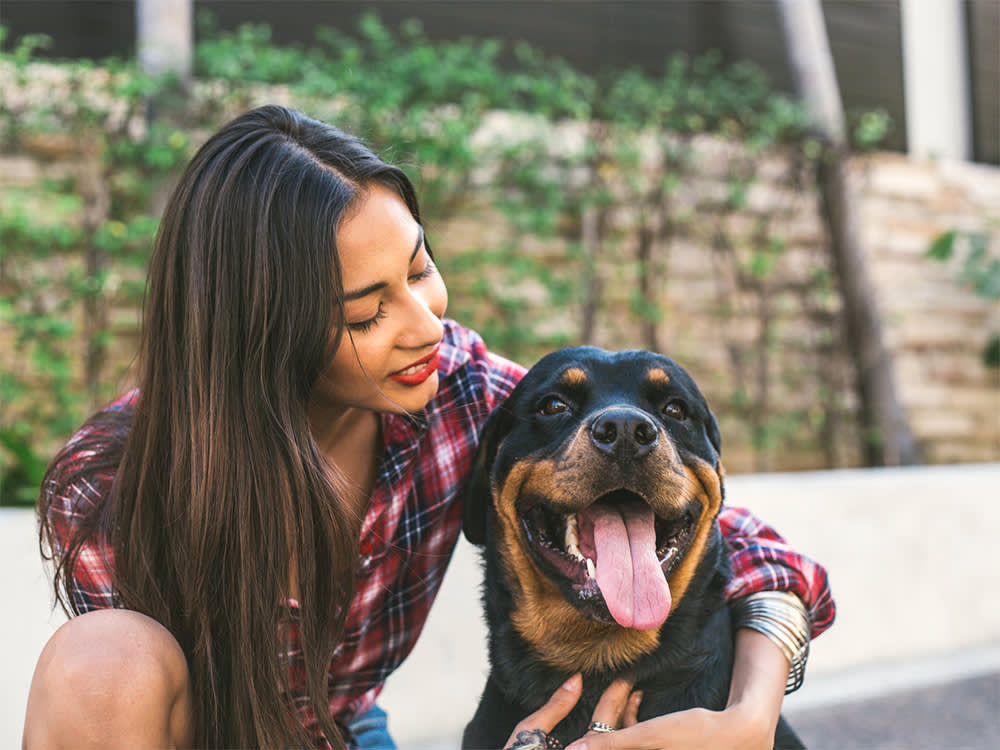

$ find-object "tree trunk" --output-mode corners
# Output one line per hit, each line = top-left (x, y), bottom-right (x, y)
(776, 0), (919, 465)
(580, 204), (603, 345)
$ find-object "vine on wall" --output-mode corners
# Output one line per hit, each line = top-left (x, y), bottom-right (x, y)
(1, 15), (887, 504)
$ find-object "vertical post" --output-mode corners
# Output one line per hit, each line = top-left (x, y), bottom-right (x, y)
(136, 0), (193, 80)
(776, 0), (845, 147)
(900, 0), (972, 161)
(776, 0), (919, 466)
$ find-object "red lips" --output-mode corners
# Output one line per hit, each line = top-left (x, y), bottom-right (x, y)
(389, 345), (441, 385)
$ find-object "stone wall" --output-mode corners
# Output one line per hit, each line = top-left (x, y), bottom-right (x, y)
(2, 141), (997, 473)
(859, 155), (1000, 464)
(438, 139), (998, 472)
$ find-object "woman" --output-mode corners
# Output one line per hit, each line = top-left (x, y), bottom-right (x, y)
(24, 105), (833, 750)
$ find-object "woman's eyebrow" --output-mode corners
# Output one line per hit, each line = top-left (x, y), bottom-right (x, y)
(343, 226), (425, 302)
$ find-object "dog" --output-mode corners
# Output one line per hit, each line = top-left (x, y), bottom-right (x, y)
(461, 347), (804, 749)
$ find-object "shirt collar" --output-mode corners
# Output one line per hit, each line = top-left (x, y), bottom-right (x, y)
(381, 319), (468, 445)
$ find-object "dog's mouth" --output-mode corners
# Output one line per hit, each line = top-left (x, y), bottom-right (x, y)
(520, 489), (697, 630)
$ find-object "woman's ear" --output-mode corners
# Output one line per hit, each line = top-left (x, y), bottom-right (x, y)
(462, 405), (513, 546)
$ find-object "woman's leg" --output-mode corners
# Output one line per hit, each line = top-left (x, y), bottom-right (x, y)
(22, 608), (194, 749)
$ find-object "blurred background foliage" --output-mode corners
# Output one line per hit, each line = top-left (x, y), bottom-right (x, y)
(0, 12), (900, 505)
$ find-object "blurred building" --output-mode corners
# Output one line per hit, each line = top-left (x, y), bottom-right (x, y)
(1, 0), (996, 165)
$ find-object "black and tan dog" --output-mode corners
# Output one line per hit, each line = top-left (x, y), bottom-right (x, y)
(461, 347), (803, 749)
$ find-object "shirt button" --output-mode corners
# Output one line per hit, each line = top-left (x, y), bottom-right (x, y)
(359, 537), (373, 556)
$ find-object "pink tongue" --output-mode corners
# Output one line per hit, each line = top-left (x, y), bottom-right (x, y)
(582, 503), (672, 630)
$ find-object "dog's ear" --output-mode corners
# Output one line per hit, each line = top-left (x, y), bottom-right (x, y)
(463, 403), (515, 546)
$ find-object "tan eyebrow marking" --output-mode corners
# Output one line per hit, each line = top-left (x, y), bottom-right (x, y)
(646, 367), (671, 387)
(559, 367), (589, 387)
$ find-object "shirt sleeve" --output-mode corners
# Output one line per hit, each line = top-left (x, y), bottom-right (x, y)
(442, 319), (526, 420)
(720, 505), (836, 639)
(41, 398), (134, 614)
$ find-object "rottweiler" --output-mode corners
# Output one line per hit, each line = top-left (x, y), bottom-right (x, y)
(461, 347), (804, 749)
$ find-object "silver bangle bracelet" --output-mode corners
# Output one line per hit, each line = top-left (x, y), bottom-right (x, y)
(732, 591), (811, 694)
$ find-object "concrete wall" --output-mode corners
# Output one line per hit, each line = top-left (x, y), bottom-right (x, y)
(6, 463), (999, 748)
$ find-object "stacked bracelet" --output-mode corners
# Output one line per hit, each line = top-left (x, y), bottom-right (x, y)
(732, 591), (811, 694)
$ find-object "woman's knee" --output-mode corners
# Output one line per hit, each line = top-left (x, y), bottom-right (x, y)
(23, 609), (193, 749)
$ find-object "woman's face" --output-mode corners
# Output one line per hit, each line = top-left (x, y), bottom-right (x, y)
(311, 183), (448, 418)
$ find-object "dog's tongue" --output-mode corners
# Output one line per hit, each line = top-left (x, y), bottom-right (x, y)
(581, 502), (672, 630)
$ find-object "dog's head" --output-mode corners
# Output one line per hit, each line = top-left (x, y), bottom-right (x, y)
(464, 348), (725, 670)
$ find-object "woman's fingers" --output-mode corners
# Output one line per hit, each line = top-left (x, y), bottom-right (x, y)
(566, 707), (728, 750)
(586, 678), (636, 733)
(504, 674), (583, 748)
(623, 690), (642, 728)
(504, 677), (647, 750)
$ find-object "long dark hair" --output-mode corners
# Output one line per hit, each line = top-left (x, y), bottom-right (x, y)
(39, 105), (422, 748)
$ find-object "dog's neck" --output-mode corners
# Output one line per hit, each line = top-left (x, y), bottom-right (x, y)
(509, 583), (662, 673)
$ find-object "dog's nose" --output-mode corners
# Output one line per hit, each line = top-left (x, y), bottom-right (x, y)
(589, 408), (659, 460)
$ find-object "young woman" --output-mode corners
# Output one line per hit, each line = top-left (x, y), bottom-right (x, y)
(25, 105), (834, 750)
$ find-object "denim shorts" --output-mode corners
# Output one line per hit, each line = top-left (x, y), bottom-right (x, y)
(348, 703), (396, 750)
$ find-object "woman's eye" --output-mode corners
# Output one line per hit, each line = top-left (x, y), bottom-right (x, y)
(409, 258), (437, 283)
(348, 303), (386, 333)
(662, 400), (688, 421)
(538, 396), (569, 416)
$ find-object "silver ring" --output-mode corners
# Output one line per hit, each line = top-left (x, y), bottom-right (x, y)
(589, 721), (615, 733)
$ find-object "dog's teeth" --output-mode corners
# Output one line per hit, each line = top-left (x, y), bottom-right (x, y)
(586, 557), (596, 578)
(564, 514), (582, 558)
(565, 514), (579, 544)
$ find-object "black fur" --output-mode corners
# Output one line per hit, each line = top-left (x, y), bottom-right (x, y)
(461, 348), (804, 749)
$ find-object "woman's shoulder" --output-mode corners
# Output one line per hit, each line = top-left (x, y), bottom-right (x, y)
(437, 320), (526, 413)
(57, 389), (137, 464)
(439, 319), (526, 383)
(42, 390), (138, 515)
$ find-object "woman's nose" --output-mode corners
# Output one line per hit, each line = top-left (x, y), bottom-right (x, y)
(402, 280), (447, 348)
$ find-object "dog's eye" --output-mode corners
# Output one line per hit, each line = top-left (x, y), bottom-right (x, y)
(537, 396), (570, 416)
(662, 400), (688, 421)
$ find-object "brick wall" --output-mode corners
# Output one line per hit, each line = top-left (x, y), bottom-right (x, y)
(438, 136), (998, 471)
(859, 155), (1000, 464)
(2, 141), (997, 472)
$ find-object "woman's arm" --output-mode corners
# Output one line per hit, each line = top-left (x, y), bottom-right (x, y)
(555, 629), (790, 750)
(720, 505), (836, 639)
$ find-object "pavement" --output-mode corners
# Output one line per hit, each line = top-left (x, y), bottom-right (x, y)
(788, 667), (1000, 750)
(402, 650), (1000, 750)
(4, 462), (1000, 749)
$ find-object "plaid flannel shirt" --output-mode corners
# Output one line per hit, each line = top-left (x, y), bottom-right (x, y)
(43, 319), (835, 747)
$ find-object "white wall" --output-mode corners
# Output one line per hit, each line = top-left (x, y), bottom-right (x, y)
(6, 463), (1000, 748)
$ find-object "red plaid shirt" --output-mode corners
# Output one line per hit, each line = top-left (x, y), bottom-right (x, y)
(44, 320), (834, 747)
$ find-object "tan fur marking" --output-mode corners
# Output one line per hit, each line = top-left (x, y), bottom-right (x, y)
(560, 367), (589, 387)
(645, 367), (671, 387)
(665, 460), (724, 605)
(510, 590), (662, 673)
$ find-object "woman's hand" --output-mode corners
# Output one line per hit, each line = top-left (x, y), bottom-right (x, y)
(564, 629), (789, 750)
(504, 675), (640, 749)
(563, 704), (772, 750)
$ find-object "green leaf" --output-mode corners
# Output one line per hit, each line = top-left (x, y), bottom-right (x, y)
(983, 335), (1000, 369)
(926, 230), (957, 261)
